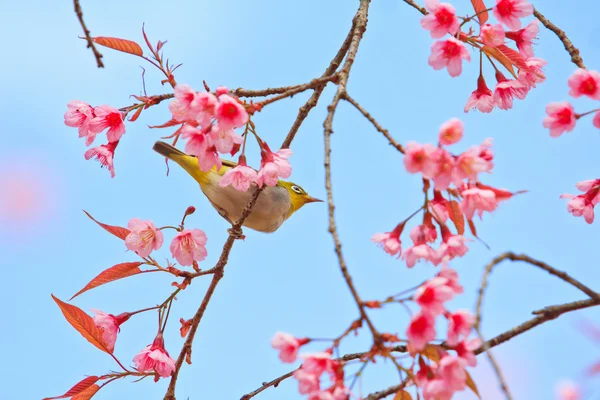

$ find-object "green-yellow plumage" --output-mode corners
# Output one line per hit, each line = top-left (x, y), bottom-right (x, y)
(153, 141), (322, 233)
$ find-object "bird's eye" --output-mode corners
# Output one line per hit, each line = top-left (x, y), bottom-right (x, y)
(291, 185), (303, 194)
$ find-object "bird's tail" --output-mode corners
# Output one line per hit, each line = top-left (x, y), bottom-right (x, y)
(153, 141), (207, 184)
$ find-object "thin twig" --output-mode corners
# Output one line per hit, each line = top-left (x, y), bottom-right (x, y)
(364, 379), (409, 400)
(73, 0), (104, 68)
(239, 370), (296, 400)
(257, 75), (339, 107)
(533, 8), (585, 69)
(474, 326), (513, 400)
(403, 0), (427, 15)
(343, 93), (404, 154)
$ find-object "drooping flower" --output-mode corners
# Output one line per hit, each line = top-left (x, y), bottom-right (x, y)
(568, 69), (600, 100)
(429, 191), (450, 223)
(543, 101), (577, 138)
(420, 0), (460, 38)
(64, 100), (95, 144)
(437, 266), (464, 294)
(407, 311), (436, 351)
(446, 310), (475, 346)
(372, 224), (403, 256)
(506, 20), (539, 57)
(518, 57), (547, 89)
(271, 332), (308, 363)
(480, 24), (505, 47)
(92, 310), (131, 352)
(428, 37), (471, 77)
(84, 141), (118, 178)
(133, 333), (176, 378)
(88, 105), (126, 143)
(460, 187), (498, 220)
(414, 277), (455, 316)
(294, 368), (321, 394)
(437, 228), (469, 262)
(219, 155), (258, 192)
(125, 218), (164, 258)
(209, 124), (244, 154)
(215, 94), (249, 129)
(409, 224), (438, 245)
(464, 75), (495, 113)
(170, 84), (200, 121)
(404, 142), (437, 177)
(256, 143), (293, 187)
(561, 180), (600, 224)
(493, 0), (533, 30)
(402, 244), (440, 268)
(452, 140), (494, 184)
(299, 351), (334, 376)
(493, 71), (529, 110)
(438, 118), (463, 146)
(170, 228), (208, 266)
(437, 355), (467, 391)
(454, 338), (481, 367)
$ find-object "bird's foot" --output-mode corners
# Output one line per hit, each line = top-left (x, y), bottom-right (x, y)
(228, 227), (245, 240)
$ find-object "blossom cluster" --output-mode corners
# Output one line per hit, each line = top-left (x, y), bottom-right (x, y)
(64, 102), (126, 177)
(408, 268), (480, 400)
(271, 333), (349, 400)
(421, 0), (547, 113)
(561, 179), (600, 224)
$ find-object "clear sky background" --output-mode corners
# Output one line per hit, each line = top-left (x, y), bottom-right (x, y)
(1, 1), (600, 399)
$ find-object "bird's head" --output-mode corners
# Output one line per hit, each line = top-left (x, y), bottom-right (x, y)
(279, 181), (323, 213)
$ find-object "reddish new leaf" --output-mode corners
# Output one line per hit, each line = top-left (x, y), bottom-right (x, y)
(467, 219), (478, 237)
(72, 384), (101, 400)
(128, 106), (144, 122)
(149, 118), (182, 129)
(51, 295), (112, 354)
(71, 262), (143, 300)
(92, 37), (143, 57)
(482, 46), (518, 79)
(43, 376), (99, 400)
(496, 44), (528, 71)
(448, 200), (465, 235)
(470, 0), (488, 24)
(466, 371), (481, 398)
(83, 210), (130, 240)
(420, 344), (442, 362)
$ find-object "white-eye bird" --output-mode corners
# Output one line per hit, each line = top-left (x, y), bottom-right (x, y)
(153, 141), (322, 233)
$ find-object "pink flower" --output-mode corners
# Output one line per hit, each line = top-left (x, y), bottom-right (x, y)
(170, 84), (200, 121)
(219, 155), (258, 192)
(180, 125), (222, 172)
(271, 332), (308, 363)
(594, 111), (600, 129)
(453, 141), (494, 184)
(420, 0), (459, 38)
(493, 71), (529, 110)
(372, 224), (403, 256)
(555, 380), (581, 400)
(84, 141), (118, 178)
(215, 94), (249, 129)
(428, 37), (471, 77)
(133, 333), (176, 378)
(92, 310), (130, 352)
(543, 101), (577, 138)
(64, 100), (95, 144)
(506, 20), (539, 57)
(429, 191), (450, 223)
(437, 266), (463, 294)
(209, 124), (243, 154)
(194, 92), (219, 126)
(415, 277), (455, 316)
(480, 24), (505, 46)
(437, 231), (469, 262)
(568, 69), (600, 100)
(446, 310), (474, 346)
(560, 181), (600, 224)
(125, 218), (164, 258)
(519, 57), (547, 89)
(88, 105), (126, 143)
(409, 224), (437, 245)
(407, 311), (436, 351)
(170, 228), (208, 266)
(402, 244), (439, 268)
(438, 118), (463, 146)
(294, 369), (320, 394)
(404, 142), (437, 177)
(437, 355), (467, 391)
(454, 338), (481, 367)
(300, 352), (334, 376)
(430, 148), (455, 190)
(256, 161), (280, 187)
(257, 144), (293, 187)
(493, 0), (533, 30)
(464, 75), (495, 113)
(460, 187), (498, 220)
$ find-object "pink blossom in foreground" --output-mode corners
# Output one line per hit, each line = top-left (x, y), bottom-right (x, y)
(271, 332), (308, 363)
(195, 92), (219, 126)
(372, 224), (403, 256)
(519, 57), (547, 89)
(506, 20), (539, 57)
(460, 187), (498, 220)
(568, 69), (600, 100)
(493, 71), (529, 110)
(446, 310), (475, 346)
(88, 105), (126, 143)
(133, 333), (176, 378)
(170, 84), (200, 121)
(543, 102), (577, 138)
(430, 148), (455, 190)
(170, 228), (208, 266)
(438, 118), (463, 146)
(429, 191), (450, 223)
(437, 230), (469, 262)
(219, 155), (258, 192)
(454, 338), (481, 367)
(92, 309), (131, 352)
(64, 100), (95, 144)
(480, 24), (505, 47)
(257, 144), (293, 187)
(209, 124), (243, 154)
(437, 266), (464, 294)
(407, 311), (436, 352)
(414, 277), (455, 316)
(404, 142), (437, 177)
(493, 0), (533, 30)
(215, 94), (249, 129)
(561, 179), (600, 224)
(420, 0), (459, 38)
(437, 355), (467, 391)
(555, 380), (581, 400)
(84, 141), (118, 178)
(428, 37), (471, 77)
(464, 75), (495, 113)
(409, 224), (437, 245)
(402, 244), (439, 268)
(452, 140), (494, 185)
(300, 351), (334, 376)
(125, 218), (164, 258)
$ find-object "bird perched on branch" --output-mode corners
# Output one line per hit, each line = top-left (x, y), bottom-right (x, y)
(153, 141), (322, 233)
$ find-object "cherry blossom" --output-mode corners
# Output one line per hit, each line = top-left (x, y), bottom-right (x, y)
(594, 111), (600, 129)
(133, 333), (176, 378)
(372, 224), (403, 256)
(407, 311), (436, 351)
(64, 100), (95, 144)
(294, 369), (321, 395)
(257, 143), (293, 187)
(402, 244), (440, 268)
(438, 118), (463, 146)
(454, 338), (481, 367)
(170, 228), (208, 266)
(88, 105), (126, 143)
(428, 37), (471, 77)
(92, 310), (131, 352)
(493, 71), (529, 110)
(460, 187), (498, 220)
(125, 218), (164, 258)
(219, 155), (258, 192)
(543, 101), (577, 138)
(84, 141), (118, 178)
(480, 24), (505, 47)
(420, 0), (459, 38)
(555, 380), (581, 400)
(271, 332), (309, 363)
(446, 310), (475, 346)
(567, 69), (600, 100)
(404, 142), (437, 177)
(215, 94), (249, 129)
(493, 0), (533, 30)
(464, 75), (495, 113)
(414, 277), (455, 315)
(506, 20), (539, 57)
(561, 179), (600, 224)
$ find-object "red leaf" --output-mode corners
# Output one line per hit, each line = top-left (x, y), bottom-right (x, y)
(91, 37), (143, 57)
(43, 376), (99, 399)
(467, 219), (478, 237)
(394, 390), (413, 400)
(128, 106), (144, 122)
(51, 295), (112, 354)
(496, 44), (529, 71)
(83, 210), (130, 240)
(448, 200), (465, 235)
(466, 371), (481, 398)
(149, 118), (183, 129)
(72, 384), (101, 400)
(470, 0), (488, 24)
(482, 46), (517, 79)
(71, 262), (143, 300)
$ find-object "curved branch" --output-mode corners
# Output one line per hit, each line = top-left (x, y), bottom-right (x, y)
(533, 8), (585, 69)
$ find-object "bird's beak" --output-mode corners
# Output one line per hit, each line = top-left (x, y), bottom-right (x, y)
(305, 196), (324, 204)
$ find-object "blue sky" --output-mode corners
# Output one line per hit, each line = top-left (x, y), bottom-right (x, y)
(1, 0), (600, 399)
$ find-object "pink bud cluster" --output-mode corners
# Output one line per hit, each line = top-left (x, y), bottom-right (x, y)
(561, 179), (600, 224)
(271, 333), (349, 399)
(420, 0), (547, 113)
(407, 268), (481, 400)
(64, 102), (126, 177)
(543, 69), (600, 137)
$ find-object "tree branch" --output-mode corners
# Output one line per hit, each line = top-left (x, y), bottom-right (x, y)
(73, 0), (104, 68)
(533, 8), (585, 69)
